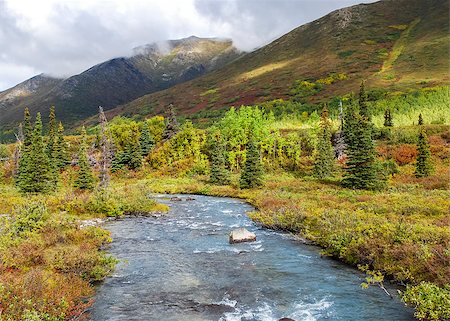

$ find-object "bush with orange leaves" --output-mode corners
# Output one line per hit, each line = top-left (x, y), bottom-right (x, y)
(0, 202), (116, 321)
(393, 144), (418, 165)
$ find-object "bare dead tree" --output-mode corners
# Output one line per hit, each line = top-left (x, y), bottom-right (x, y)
(334, 100), (347, 161)
(98, 106), (112, 188)
(162, 104), (179, 141)
(11, 123), (24, 176)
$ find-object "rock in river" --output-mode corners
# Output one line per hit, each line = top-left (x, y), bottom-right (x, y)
(229, 228), (256, 244)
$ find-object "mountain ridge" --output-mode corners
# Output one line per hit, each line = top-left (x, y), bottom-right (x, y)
(0, 36), (243, 140)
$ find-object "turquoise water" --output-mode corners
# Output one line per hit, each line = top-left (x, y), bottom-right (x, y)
(91, 195), (415, 321)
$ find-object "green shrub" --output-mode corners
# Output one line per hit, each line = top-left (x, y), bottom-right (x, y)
(0, 144), (9, 159)
(10, 203), (49, 237)
(402, 282), (450, 321)
(87, 190), (123, 217)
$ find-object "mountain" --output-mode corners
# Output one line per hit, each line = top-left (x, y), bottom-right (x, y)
(0, 74), (63, 111)
(103, 0), (449, 122)
(0, 36), (242, 140)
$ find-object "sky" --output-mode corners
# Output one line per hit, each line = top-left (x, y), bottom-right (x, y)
(0, 0), (377, 91)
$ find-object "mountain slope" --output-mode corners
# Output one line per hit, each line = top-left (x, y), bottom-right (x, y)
(0, 74), (63, 111)
(106, 0), (449, 122)
(0, 37), (242, 140)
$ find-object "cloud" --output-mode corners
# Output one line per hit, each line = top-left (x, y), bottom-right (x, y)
(0, 0), (376, 91)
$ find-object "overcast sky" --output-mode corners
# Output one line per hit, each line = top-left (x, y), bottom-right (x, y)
(0, 0), (377, 91)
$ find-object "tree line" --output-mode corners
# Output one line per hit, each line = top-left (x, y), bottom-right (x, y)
(13, 81), (434, 193)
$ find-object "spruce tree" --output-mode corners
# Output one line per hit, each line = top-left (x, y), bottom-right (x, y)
(209, 134), (230, 185)
(46, 106), (57, 159)
(16, 108), (33, 189)
(111, 150), (126, 172)
(358, 80), (370, 120)
(23, 107), (33, 147)
(18, 113), (53, 193)
(162, 104), (179, 140)
(127, 134), (142, 170)
(342, 104), (384, 190)
(74, 127), (95, 190)
(240, 138), (263, 188)
(46, 106), (58, 187)
(415, 129), (433, 178)
(54, 122), (70, 168)
(418, 113), (424, 125)
(313, 108), (335, 179)
(140, 121), (154, 156)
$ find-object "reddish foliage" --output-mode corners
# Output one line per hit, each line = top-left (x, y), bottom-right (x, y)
(392, 144), (417, 165)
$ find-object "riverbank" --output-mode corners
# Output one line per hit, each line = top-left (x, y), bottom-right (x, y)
(0, 172), (448, 320)
(0, 182), (167, 320)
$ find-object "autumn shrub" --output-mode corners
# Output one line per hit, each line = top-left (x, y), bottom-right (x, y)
(393, 144), (418, 165)
(0, 269), (93, 321)
(47, 243), (116, 281)
(0, 200), (116, 321)
(441, 130), (450, 143)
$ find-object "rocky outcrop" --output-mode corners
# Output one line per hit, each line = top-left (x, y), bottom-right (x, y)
(229, 228), (256, 244)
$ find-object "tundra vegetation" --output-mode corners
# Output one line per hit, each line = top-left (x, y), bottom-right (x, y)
(0, 85), (449, 320)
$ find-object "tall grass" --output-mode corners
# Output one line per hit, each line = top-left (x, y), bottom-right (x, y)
(371, 86), (450, 127)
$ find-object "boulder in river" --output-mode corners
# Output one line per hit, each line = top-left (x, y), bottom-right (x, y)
(229, 228), (256, 244)
(279, 318), (296, 321)
(170, 197), (182, 202)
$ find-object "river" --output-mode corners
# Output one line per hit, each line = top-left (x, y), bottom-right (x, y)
(90, 194), (415, 321)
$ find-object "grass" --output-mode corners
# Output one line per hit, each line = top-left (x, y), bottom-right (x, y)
(380, 18), (421, 73)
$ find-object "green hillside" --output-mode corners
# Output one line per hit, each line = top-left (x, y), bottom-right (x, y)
(104, 0), (449, 122)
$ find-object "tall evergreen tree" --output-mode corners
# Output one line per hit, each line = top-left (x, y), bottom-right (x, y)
(209, 133), (230, 185)
(23, 107), (33, 147)
(54, 122), (70, 168)
(162, 104), (179, 140)
(418, 113), (424, 125)
(415, 129), (433, 178)
(358, 80), (370, 120)
(18, 113), (53, 193)
(240, 138), (263, 188)
(342, 104), (385, 190)
(46, 106), (57, 158)
(74, 127), (95, 190)
(46, 106), (58, 187)
(127, 133), (142, 170)
(16, 108), (33, 189)
(313, 108), (335, 179)
(140, 121), (154, 156)
(111, 150), (127, 172)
